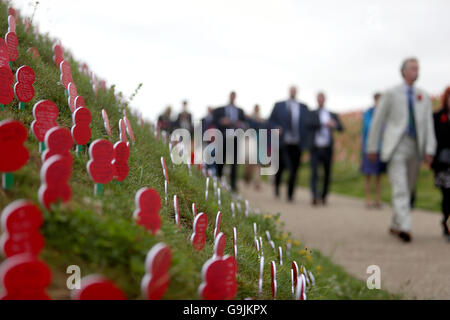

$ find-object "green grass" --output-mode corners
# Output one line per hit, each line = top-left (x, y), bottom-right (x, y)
(0, 1), (398, 300)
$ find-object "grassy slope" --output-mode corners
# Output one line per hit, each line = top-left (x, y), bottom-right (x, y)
(0, 2), (397, 300)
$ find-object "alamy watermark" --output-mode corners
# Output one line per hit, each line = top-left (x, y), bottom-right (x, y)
(66, 265), (81, 290)
(366, 265), (381, 290)
(169, 121), (280, 175)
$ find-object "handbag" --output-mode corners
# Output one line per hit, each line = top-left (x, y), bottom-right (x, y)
(437, 148), (450, 165)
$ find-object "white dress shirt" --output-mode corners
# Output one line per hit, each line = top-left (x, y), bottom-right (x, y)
(315, 108), (332, 147)
(284, 99), (301, 145)
(225, 104), (239, 138)
(226, 104), (238, 123)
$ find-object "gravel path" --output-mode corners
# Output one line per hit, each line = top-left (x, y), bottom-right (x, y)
(240, 182), (450, 299)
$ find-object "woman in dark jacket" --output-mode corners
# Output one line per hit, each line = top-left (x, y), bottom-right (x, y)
(432, 86), (450, 241)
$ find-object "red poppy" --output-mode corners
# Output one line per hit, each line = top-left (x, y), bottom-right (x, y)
(441, 113), (448, 124)
(417, 94), (423, 101)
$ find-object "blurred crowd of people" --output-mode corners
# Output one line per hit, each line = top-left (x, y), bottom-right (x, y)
(157, 57), (450, 244)
(157, 88), (344, 207)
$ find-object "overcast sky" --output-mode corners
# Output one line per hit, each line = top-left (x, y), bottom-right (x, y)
(12, 0), (450, 122)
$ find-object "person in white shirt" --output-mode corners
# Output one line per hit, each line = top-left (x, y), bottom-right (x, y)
(308, 92), (344, 206)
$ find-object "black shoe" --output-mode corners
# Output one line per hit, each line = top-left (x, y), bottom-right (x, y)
(275, 188), (280, 198)
(312, 199), (319, 206)
(398, 231), (412, 243)
(321, 197), (327, 206)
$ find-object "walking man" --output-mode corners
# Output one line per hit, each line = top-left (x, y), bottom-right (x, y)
(176, 100), (193, 134)
(212, 91), (247, 192)
(269, 85), (311, 202)
(308, 92), (344, 206)
(366, 57), (436, 243)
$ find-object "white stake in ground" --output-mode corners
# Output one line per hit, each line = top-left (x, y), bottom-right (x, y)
(173, 195), (180, 229)
(205, 177), (209, 201)
(161, 157), (169, 183)
(231, 202), (235, 219)
(302, 265), (311, 287)
(254, 237), (260, 257)
(259, 236), (264, 256)
(308, 271), (316, 287)
(214, 211), (222, 239)
(270, 261), (277, 300)
(192, 203), (197, 217)
(292, 261), (300, 294)
(233, 227), (237, 259)
(244, 200), (249, 218)
(269, 240), (275, 251)
(187, 163), (192, 176)
(265, 230), (271, 242)
(164, 180), (168, 205)
(295, 274), (307, 300)
(278, 247), (283, 266)
(217, 188), (221, 208)
(258, 256), (264, 298)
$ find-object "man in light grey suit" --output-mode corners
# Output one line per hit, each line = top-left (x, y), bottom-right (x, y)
(366, 57), (436, 243)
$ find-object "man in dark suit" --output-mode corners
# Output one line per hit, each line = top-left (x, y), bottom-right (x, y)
(201, 106), (216, 175)
(201, 106), (215, 134)
(308, 92), (344, 206)
(269, 85), (312, 202)
(176, 100), (193, 134)
(157, 106), (174, 133)
(212, 91), (247, 191)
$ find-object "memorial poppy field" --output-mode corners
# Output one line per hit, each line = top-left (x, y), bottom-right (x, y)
(0, 1), (397, 300)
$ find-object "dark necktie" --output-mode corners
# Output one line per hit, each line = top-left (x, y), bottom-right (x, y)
(228, 106), (236, 123)
(407, 88), (417, 138)
(287, 102), (293, 133)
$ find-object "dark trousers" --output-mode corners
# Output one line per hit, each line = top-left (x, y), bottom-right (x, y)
(216, 137), (239, 191)
(275, 144), (301, 200)
(442, 187), (450, 234)
(216, 163), (237, 191)
(310, 146), (333, 200)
